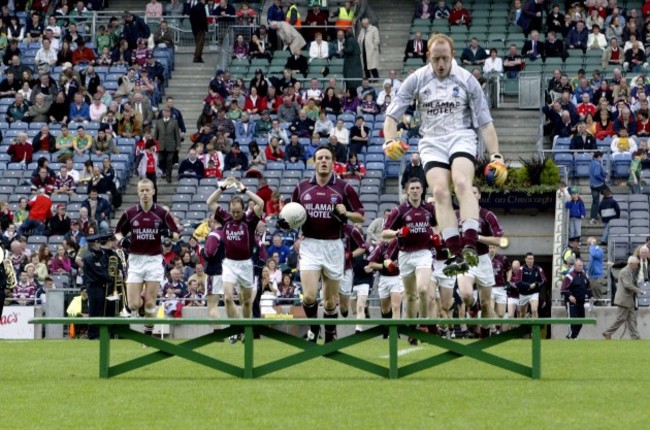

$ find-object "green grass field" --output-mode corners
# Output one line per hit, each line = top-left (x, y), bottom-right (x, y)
(2, 338), (648, 430)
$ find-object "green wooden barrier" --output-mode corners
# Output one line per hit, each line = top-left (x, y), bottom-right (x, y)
(30, 317), (596, 380)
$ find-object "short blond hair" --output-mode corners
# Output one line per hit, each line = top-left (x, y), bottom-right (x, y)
(427, 33), (455, 52)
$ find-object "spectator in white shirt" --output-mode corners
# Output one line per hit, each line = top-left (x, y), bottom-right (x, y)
(376, 82), (393, 106)
(308, 32), (329, 63)
(35, 38), (58, 66)
(89, 94), (107, 121)
(587, 24), (608, 50)
(302, 78), (323, 103)
(65, 158), (80, 184)
(483, 48), (504, 75)
(383, 69), (402, 92)
(329, 119), (350, 145)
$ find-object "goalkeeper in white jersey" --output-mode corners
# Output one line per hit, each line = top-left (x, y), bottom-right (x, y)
(383, 33), (505, 276)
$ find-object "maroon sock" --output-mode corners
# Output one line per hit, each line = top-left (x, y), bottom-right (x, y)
(445, 234), (462, 256)
(462, 228), (478, 249)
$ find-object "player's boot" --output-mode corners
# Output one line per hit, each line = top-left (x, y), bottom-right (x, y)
(443, 255), (470, 276)
(479, 327), (491, 339)
(307, 327), (320, 343)
(324, 329), (337, 343)
(229, 334), (238, 344)
(462, 246), (479, 267)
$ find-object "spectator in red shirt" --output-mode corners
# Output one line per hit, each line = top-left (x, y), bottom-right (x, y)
(17, 188), (53, 237)
(576, 93), (597, 119)
(256, 177), (274, 206)
(31, 166), (56, 193)
(449, 0), (472, 25)
(342, 152), (367, 180)
(265, 190), (284, 220)
(265, 136), (285, 161)
(72, 44), (97, 65)
(137, 139), (160, 202)
(7, 132), (33, 164)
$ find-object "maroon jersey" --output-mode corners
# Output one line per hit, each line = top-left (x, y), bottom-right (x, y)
(343, 224), (367, 270)
(369, 240), (400, 276)
(116, 203), (180, 256)
(383, 200), (436, 252)
(508, 267), (521, 298)
(214, 207), (260, 261)
(456, 207), (504, 255)
(491, 254), (511, 287)
(292, 174), (364, 240)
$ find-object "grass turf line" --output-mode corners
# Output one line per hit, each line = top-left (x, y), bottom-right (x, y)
(1, 339), (648, 430)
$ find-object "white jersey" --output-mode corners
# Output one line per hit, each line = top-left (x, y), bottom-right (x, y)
(386, 60), (493, 138)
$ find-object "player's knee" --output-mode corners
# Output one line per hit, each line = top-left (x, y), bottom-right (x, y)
(433, 184), (451, 204)
(453, 175), (471, 195)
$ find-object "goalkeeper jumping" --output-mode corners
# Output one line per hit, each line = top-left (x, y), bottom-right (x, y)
(382, 33), (506, 276)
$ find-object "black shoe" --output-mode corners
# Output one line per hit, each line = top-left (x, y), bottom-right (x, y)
(462, 246), (479, 267)
(193, 58), (204, 63)
(407, 336), (419, 345)
(480, 327), (491, 339)
(460, 329), (477, 339)
(443, 256), (470, 276)
(324, 330), (337, 343)
(307, 328), (319, 343)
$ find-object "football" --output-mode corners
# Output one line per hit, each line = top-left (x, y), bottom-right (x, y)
(484, 161), (508, 186)
(279, 202), (307, 229)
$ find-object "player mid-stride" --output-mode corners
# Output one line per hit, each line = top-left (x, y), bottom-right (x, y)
(382, 33), (505, 277)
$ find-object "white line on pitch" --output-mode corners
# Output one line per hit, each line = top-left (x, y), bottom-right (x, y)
(380, 347), (422, 359)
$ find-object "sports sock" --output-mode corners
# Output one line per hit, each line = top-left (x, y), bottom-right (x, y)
(381, 310), (392, 337)
(303, 300), (320, 336)
(460, 219), (479, 249)
(442, 228), (461, 256)
(323, 306), (338, 335)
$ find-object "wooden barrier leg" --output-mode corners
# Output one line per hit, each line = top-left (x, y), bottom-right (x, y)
(244, 325), (254, 379)
(99, 325), (110, 379)
(531, 324), (541, 380)
(389, 325), (398, 379)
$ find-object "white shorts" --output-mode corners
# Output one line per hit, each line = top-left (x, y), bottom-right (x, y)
(207, 275), (223, 295)
(433, 259), (456, 289)
(491, 286), (507, 305)
(222, 258), (255, 289)
(300, 238), (345, 281)
(461, 254), (496, 288)
(352, 283), (370, 298)
(398, 249), (433, 278)
(127, 254), (165, 283)
(378, 275), (403, 299)
(339, 268), (353, 295)
(419, 129), (477, 169)
(508, 297), (519, 308)
(519, 292), (539, 307)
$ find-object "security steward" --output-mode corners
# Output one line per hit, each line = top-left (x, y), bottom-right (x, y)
(83, 232), (120, 340)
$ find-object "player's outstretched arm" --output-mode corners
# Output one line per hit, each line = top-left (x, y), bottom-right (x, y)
(206, 177), (236, 212)
(479, 123), (500, 159)
(237, 180), (264, 217)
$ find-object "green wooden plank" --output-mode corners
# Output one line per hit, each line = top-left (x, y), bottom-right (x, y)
(108, 327), (239, 378)
(532, 325), (542, 380)
(99, 325), (110, 379)
(398, 327), (527, 378)
(389, 325), (398, 379)
(111, 327), (244, 378)
(244, 326), (254, 379)
(253, 326), (387, 378)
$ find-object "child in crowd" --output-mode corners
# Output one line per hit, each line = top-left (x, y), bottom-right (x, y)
(565, 187), (586, 241)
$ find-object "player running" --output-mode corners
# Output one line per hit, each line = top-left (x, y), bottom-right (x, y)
(340, 222), (368, 322)
(115, 179), (180, 335)
(366, 238), (403, 338)
(290, 146), (365, 343)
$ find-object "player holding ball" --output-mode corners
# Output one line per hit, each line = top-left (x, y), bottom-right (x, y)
(382, 33), (506, 276)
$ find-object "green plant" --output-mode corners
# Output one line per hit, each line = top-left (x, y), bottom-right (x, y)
(519, 155), (547, 185)
(540, 158), (561, 186)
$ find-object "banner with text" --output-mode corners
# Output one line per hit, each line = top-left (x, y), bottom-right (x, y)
(0, 307), (36, 339)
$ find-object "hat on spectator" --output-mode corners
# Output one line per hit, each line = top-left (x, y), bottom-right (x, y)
(569, 237), (580, 243)
(569, 187), (579, 195)
(45, 185), (54, 194)
(86, 233), (114, 243)
(261, 109), (270, 115)
(162, 238), (172, 247)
